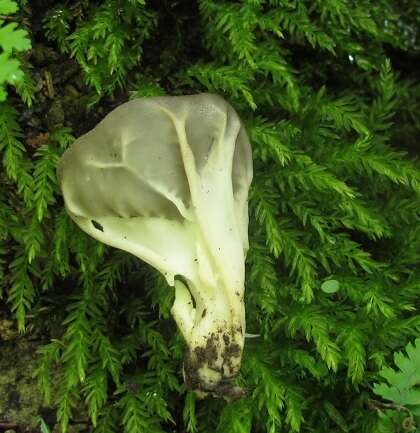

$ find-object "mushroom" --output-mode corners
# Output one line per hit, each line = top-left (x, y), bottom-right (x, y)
(57, 93), (253, 398)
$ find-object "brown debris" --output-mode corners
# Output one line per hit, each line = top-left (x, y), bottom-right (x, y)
(25, 132), (50, 148)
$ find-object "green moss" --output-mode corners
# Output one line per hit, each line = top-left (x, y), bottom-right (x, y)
(0, 0), (420, 432)
(0, 340), (46, 429)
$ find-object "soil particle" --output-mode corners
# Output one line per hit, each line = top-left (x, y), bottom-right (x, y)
(91, 220), (104, 232)
(225, 342), (241, 358)
(193, 333), (218, 365)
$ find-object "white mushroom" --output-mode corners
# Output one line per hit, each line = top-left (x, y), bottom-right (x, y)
(57, 93), (253, 398)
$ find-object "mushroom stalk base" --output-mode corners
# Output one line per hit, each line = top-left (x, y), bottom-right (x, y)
(171, 280), (246, 399)
(182, 326), (246, 400)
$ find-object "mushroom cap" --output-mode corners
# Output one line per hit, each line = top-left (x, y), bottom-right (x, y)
(58, 93), (253, 286)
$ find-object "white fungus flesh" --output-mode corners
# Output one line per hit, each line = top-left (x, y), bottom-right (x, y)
(58, 93), (253, 398)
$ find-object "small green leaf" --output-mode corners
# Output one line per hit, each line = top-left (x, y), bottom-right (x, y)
(373, 338), (420, 407)
(321, 279), (340, 293)
(0, 0), (18, 15)
(0, 23), (31, 53)
(0, 53), (23, 84)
